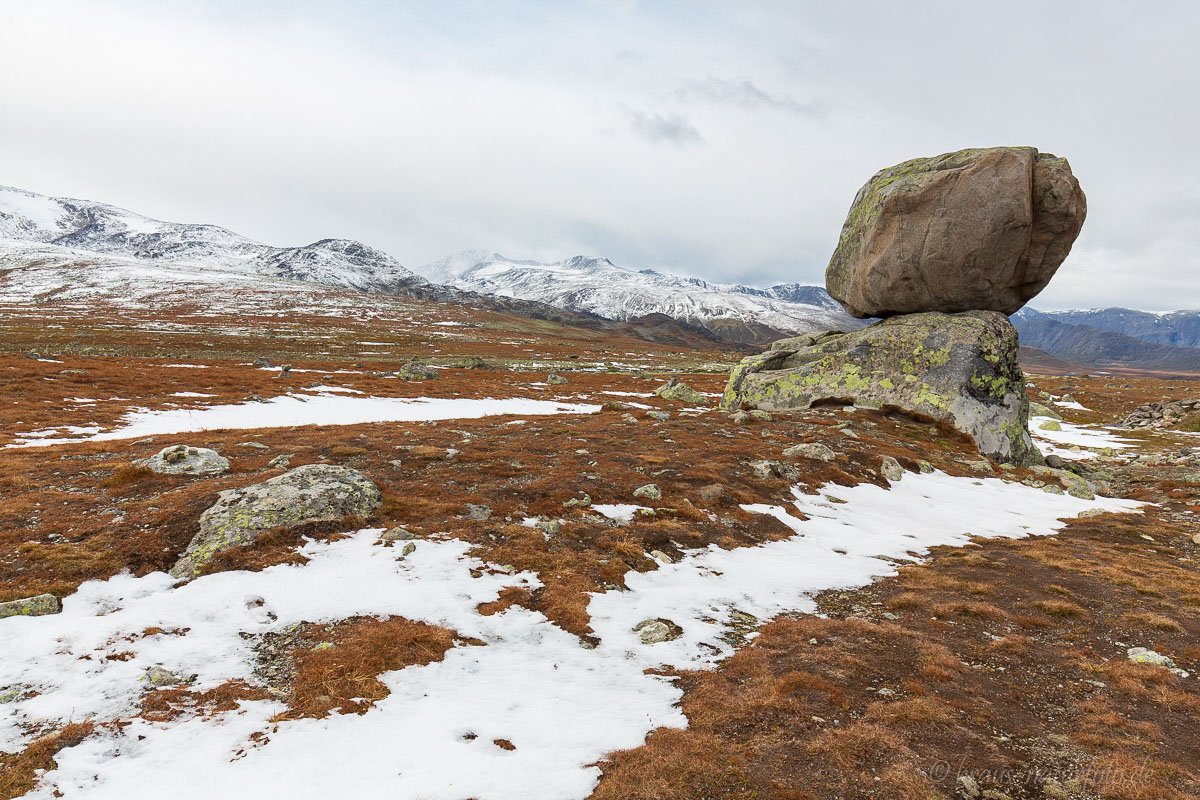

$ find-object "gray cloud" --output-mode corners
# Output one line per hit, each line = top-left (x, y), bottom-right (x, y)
(626, 110), (704, 146)
(677, 77), (823, 117)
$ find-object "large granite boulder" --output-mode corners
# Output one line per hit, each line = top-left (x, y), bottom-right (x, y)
(721, 311), (1040, 465)
(170, 464), (381, 579)
(826, 147), (1086, 318)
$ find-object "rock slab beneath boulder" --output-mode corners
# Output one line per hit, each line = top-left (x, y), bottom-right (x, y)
(826, 147), (1086, 318)
(170, 464), (382, 579)
(721, 311), (1040, 465)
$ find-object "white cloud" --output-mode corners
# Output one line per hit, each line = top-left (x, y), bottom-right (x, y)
(0, 0), (1196, 308)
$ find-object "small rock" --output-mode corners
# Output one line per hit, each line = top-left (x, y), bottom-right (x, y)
(1127, 646), (1189, 678)
(562, 493), (592, 509)
(620, 413), (639, 424)
(546, 373), (568, 385)
(457, 356), (502, 370)
(0, 593), (61, 619)
(143, 666), (184, 687)
(957, 774), (981, 798)
(1029, 401), (1062, 420)
(142, 445), (230, 476)
(632, 484), (662, 501)
(880, 456), (904, 482)
(748, 409), (772, 422)
(633, 618), (679, 644)
(400, 542), (417, 556)
(397, 362), (439, 381)
(876, 687), (896, 697)
(1038, 419), (1062, 431)
(537, 519), (563, 536)
(649, 550), (674, 564)
(239, 441), (270, 450)
(252, 357), (274, 368)
(380, 526), (416, 542)
(782, 442), (835, 462)
(267, 454), (293, 469)
(645, 410), (670, 422)
(601, 400), (635, 412)
(918, 460), (934, 473)
(964, 459), (994, 473)
(465, 504), (493, 521)
(1044, 454), (1066, 469)
(654, 378), (706, 405)
(1078, 508), (1105, 518)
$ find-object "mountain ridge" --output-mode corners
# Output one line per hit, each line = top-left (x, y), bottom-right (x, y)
(419, 250), (861, 344)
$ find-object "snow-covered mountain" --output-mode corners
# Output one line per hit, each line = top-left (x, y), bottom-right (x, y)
(0, 185), (425, 294)
(421, 251), (861, 342)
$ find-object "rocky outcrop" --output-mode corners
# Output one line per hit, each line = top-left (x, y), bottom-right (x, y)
(1119, 398), (1200, 429)
(140, 444), (230, 476)
(721, 311), (1040, 465)
(170, 464), (381, 580)
(826, 147), (1085, 318)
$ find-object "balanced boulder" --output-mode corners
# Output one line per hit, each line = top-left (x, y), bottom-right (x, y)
(826, 147), (1086, 318)
(721, 311), (1040, 465)
(170, 464), (381, 579)
(141, 444), (229, 476)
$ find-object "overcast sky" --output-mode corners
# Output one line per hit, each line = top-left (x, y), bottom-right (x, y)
(1, 1), (1196, 309)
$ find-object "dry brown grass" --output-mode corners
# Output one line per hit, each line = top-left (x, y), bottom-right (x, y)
(140, 680), (269, 723)
(0, 722), (95, 800)
(274, 616), (466, 720)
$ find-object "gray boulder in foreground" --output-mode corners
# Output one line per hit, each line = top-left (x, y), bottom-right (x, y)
(141, 444), (230, 476)
(170, 464), (382, 579)
(0, 593), (61, 619)
(826, 147), (1086, 318)
(721, 311), (1040, 465)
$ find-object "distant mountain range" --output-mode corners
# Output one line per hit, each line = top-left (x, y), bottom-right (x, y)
(1012, 308), (1200, 373)
(5, 184), (1200, 366)
(0, 185), (430, 295)
(420, 251), (861, 344)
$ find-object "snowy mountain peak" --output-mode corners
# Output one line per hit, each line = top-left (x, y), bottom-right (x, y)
(0, 185), (424, 294)
(417, 250), (862, 342)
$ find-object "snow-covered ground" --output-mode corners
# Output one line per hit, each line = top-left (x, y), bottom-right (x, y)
(7, 393), (602, 448)
(1028, 415), (1134, 460)
(2, 471), (1141, 800)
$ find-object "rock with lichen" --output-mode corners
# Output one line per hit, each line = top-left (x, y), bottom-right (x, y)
(0, 593), (61, 619)
(723, 311), (1040, 465)
(654, 378), (706, 405)
(826, 147), (1086, 318)
(170, 464), (381, 580)
(141, 444), (229, 476)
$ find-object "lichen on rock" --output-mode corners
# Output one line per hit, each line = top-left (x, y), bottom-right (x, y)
(721, 311), (1041, 465)
(170, 464), (382, 580)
